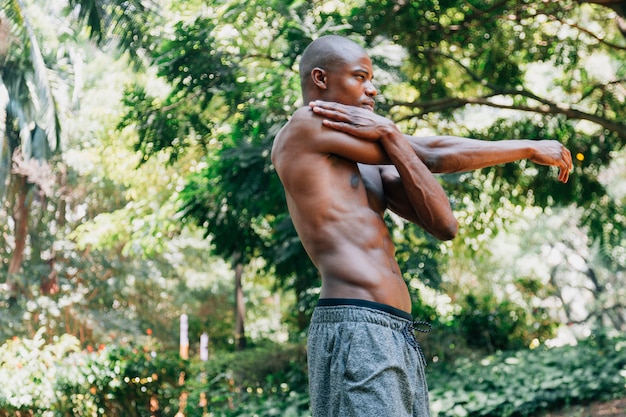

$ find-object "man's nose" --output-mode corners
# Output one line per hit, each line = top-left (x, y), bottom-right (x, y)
(365, 81), (377, 97)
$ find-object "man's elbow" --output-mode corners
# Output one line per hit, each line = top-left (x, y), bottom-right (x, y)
(435, 217), (458, 241)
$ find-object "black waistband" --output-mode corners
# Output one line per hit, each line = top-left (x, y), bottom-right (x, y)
(316, 298), (413, 322)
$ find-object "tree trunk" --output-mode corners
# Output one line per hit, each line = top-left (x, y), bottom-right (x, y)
(56, 165), (67, 227)
(7, 177), (29, 301)
(233, 252), (246, 350)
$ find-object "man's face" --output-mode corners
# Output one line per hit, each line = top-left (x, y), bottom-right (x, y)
(324, 51), (377, 112)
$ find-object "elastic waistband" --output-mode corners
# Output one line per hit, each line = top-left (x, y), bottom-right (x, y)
(315, 298), (413, 322)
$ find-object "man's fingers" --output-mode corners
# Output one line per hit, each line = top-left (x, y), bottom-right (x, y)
(310, 100), (347, 114)
(559, 149), (572, 183)
(561, 147), (572, 183)
(312, 106), (350, 122)
(322, 119), (352, 132)
(310, 100), (346, 109)
(310, 102), (356, 122)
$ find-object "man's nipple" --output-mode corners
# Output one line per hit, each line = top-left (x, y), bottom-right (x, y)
(350, 174), (360, 189)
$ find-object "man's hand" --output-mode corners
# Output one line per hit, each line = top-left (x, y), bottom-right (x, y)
(529, 141), (573, 183)
(309, 100), (398, 141)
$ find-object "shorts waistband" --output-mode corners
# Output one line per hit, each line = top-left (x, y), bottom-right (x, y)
(315, 298), (413, 322)
(313, 298), (429, 366)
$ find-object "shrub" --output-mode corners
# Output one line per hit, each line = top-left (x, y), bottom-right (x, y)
(0, 331), (309, 417)
(184, 342), (309, 416)
(4, 329), (625, 417)
(428, 332), (626, 417)
(454, 293), (556, 353)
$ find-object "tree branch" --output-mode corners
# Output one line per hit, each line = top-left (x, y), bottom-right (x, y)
(580, 79), (626, 102)
(389, 94), (626, 138)
(566, 302), (626, 326)
(544, 11), (626, 51)
(397, 49), (626, 138)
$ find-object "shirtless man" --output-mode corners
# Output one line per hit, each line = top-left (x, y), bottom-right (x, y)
(271, 35), (572, 417)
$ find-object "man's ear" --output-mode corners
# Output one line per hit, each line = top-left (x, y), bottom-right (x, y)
(311, 67), (327, 90)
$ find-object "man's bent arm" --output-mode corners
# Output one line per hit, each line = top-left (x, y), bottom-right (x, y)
(381, 128), (458, 240)
(312, 102), (458, 240)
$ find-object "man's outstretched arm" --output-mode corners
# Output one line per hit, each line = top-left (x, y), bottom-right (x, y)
(408, 134), (572, 182)
(310, 100), (573, 183)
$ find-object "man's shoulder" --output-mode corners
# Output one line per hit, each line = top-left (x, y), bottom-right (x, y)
(275, 106), (322, 145)
(272, 106), (319, 164)
(285, 106), (317, 129)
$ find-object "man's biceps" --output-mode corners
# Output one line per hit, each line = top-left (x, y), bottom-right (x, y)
(319, 134), (386, 163)
(337, 144), (387, 164)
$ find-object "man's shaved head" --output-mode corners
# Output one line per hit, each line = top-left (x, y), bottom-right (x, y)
(299, 35), (367, 97)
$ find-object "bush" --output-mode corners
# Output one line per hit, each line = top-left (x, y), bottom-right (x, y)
(428, 332), (626, 417)
(0, 329), (184, 417)
(184, 343), (309, 417)
(454, 293), (557, 353)
(0, 331), (309, 417)
(4, 329), (626, 417)
(0, 328), (83, 416)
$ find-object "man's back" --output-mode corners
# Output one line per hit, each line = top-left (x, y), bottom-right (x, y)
(271, 106), (412, 311)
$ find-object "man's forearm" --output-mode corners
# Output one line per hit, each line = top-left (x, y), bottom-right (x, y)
(407, 135), (534, 174)
(381, 131), (458, 240)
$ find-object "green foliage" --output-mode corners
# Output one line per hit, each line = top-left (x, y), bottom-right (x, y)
(429, 333), (626, 417)
(348, 1), (626, 134)
(0, 230), (240, 351)
(65, 0), (160, 68)
(0, 0), (161, 316)
(4, 329), (626, 417)
(121, 0), (625, 329)
(0, 330), (183, 416)
(407, 274), (559, 362)
(186, 343), (309, 417)
(0, 329), (81, 414)
(116, 1), (324, 323)
(455, 293), (556, 352)
(0, 0), (61, 167)
(0, 332), (308, 417)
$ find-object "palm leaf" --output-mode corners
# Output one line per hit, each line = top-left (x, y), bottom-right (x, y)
(22, 12), (59, 154)
(0, 0), (60, 205)
(67, 0), (104, 43)
(1, 0), (59, 156)
(67, 0), (159, 68)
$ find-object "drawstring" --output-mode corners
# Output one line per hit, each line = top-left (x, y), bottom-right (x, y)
(413, 320), (432, 334)
(402, 320), (431, 368)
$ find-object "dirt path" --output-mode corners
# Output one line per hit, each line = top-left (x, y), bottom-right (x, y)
(536, 398), (626, 417)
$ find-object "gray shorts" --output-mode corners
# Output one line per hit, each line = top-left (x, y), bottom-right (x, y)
(307, 298), (430, 417)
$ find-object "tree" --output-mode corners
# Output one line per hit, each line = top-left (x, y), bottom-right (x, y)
(0, 0), (156, 299)
(120, 1), (327, 337)
(583, 0), (626, 36)
(119, 0), (625, 336)
(1, 0), (61, 298)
